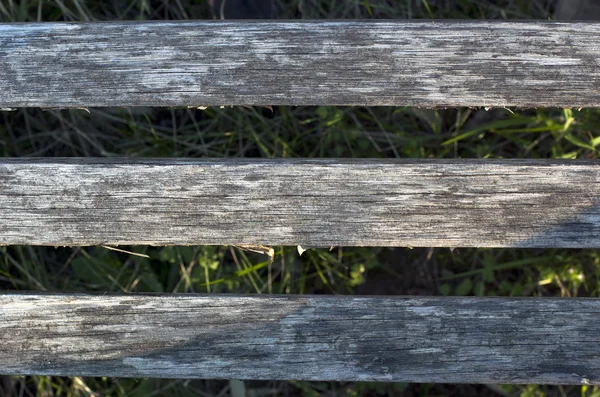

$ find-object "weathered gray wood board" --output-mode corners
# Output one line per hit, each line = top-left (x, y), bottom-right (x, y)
(1, 293), (598, 384)
(2, 21), (600, 108)
(2, 158), (600, 247)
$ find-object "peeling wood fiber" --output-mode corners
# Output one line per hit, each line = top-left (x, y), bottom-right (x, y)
(1, 293), (599, 384)
(2, 158), (600, 247)
(2, 20), (600, 107)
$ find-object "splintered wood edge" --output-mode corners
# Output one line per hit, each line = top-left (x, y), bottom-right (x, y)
(2, 158), (600, 247)
(2, 20), (600, 107)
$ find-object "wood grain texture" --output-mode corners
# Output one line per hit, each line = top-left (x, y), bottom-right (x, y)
(2, 158), (600, 247)
(1, 292), (599, 384)
(2, 20), (600, 108)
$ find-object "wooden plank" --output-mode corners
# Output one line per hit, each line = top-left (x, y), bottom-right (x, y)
(2, 21), (600, 108)
(1, 292), (599, 384)
(2, 158), (600, 247)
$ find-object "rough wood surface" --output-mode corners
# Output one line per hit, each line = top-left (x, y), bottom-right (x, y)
(1, 293), (599, 384)
(3, 21), (600, 108)
(2, 158), (600, 247)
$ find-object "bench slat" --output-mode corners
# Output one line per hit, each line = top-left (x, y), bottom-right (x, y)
(1, 293), (598, 384)
(1, 158), (600, 247)
(2, 21), (600, 108)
